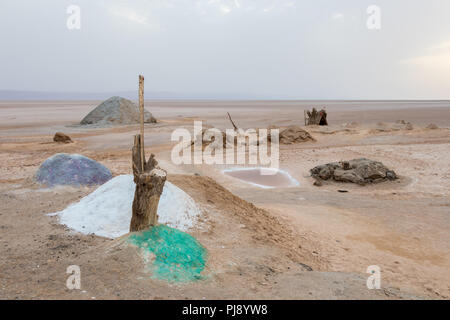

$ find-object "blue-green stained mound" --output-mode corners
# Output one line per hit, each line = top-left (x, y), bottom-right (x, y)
(128, 225), (207, 282)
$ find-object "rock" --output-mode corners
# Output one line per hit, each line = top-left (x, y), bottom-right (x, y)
(341, 161), (350, 170)
(80, 96), (156, 126)
(310, 162), (340, 180)
(35, 153), (112, 187)
(311, 158), (397, 185)
(404, 122), (414, 130)
(318, 167), (333, 180)
(298, 263), (313, 271)
(351, 159), (387, 180)
(343, 122), (359, 128)
(393, 120), (413, 130)
(333, 168), (365, 185)
(313, 179), (323, 187)
(386, 170), (397, 180)
(53, 132), (72, 143)
(426, 123), (439, 130)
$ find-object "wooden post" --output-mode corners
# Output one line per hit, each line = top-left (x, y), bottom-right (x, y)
(139, 75), (145, 172)
(130, 134), (167, 232)
(130, 74), (167, 232)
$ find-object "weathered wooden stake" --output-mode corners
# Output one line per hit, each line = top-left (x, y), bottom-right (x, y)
(139, 75), (145, 172)
(130, 134), (167, 232)
(130, 75), (167, 232)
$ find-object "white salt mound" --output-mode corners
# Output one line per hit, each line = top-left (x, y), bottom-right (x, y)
(50, 175), (201, 238)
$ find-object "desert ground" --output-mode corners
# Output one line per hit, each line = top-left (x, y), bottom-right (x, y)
(0, 100), (449, 299)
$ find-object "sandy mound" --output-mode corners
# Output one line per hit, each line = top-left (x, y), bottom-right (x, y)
(277, 126), (315, 144)
(310, 158), (397, 185)
(188, 124), (314, 149)
(80, 96), (156, 126)
(189, 127), (269, 151)
(50, 175), (201, 238)
(190, 127), (228, 150)
(35, 153), (112, 187)
(393, 120), (413, 130)
(371, 120), (413, 133)
(342, 122), (359, 128)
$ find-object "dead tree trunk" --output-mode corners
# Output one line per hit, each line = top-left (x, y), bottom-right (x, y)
(130, 134), (167, 232)
(227, 112), (238, 131)
(306, 108), (328, 126)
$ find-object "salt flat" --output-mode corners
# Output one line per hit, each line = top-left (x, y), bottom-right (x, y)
(0, 100), (449, 299)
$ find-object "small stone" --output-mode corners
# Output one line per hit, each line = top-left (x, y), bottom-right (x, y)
(318, 167), (332, 180)
(386, 170), (397, 180)
(53, 132), (72, 143)
(404, 122), (414, 130)
(341, 161), (350, 170)
(313, 179), (323, 187)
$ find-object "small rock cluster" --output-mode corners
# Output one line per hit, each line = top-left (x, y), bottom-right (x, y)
(426, 123), (439, 130)
(311, 158), (397, 186)
(393, 120), (413, 130)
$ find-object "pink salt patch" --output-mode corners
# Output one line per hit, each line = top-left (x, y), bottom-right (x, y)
(223, 168), (299, 188)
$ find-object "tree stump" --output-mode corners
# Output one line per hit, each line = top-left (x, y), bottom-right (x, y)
(130, 134), (167, 232)
(306, 108), (328, 126)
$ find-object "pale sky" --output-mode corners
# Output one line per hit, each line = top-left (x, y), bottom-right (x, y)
(1, 0), (450, 99)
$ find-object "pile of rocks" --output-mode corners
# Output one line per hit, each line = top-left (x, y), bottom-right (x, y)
(311, 158), (397, 186)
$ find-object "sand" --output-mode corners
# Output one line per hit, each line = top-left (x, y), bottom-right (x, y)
(0, 100), (449, 299)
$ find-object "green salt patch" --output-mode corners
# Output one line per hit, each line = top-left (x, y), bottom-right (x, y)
(128, 225), (207, 282)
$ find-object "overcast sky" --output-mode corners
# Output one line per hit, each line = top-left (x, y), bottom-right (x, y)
(1, 0), (450, 99)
